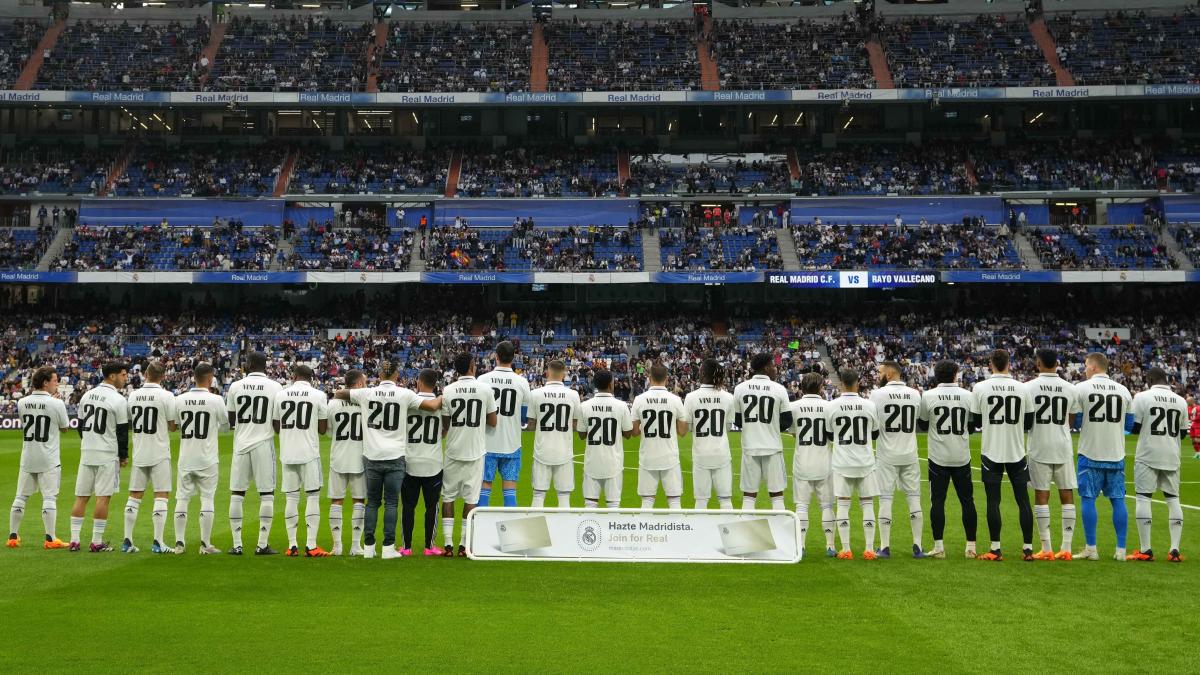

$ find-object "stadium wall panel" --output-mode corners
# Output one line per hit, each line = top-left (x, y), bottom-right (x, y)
(79, 198), (284, 227)
(788, 196), (1004, 226)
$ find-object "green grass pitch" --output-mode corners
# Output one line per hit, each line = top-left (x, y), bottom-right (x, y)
(1, 429), (1195, 673)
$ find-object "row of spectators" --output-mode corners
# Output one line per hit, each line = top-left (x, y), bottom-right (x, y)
(1029, 223), (1178, 270)
(0, 19), (43, 90)
(789, 219), (1022, 270)
(457, 147), (622, 198)
(207, 16), (371, 92)
(37, 18), (211, 91)
(1050, 9), (1200, 86)
(659, 223), (783, 271)
(423, 218), (641, 272)
(52, 223), (280, 272)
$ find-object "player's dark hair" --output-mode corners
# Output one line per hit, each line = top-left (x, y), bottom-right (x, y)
(990, 349), (1010, 372)
(593, 369), (613, 391)
(649, 361), (669, 384)
(547, 360), (566, 376)
(32, 366), (57, 390)
(102, 361), (129, 379)
(934, 360), (959, 384)
(700, 359), (724, 388)
(1146, 367), (1169, 386)
(380, 360), (400, 380)
(801, 372), (824, 395)
(194, 362), (215, 383)
(838, 368), (859, 389)
(345, 369), (365, 387)
(495, 341), (516, 366)
(246, 351), (267, 373)
(1036, 348), (1058, 369)
(1086, 352), (1109, 372)
(454, 352), (474, 376)
(291, 363), (314, 381)
(145, 361), (165, 381)
(880, 360), (902, 379)
(751, 353), (773, 374)
(418, 368), (440, 388)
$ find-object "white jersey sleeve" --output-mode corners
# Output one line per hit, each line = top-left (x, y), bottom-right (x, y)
(1133, 386), (1188, 471)
(1076, 375), (1133, 463)
(530, 382), (580, 466)
(129, 384), (176, 468)
(478, 367), (530, 455)
(442, 376), (498, 462)
(273, 382), (328, 465)
(683, 386), (735, 470)
(972, 375), (1030, 464)
(790, 395), (831, 481)
(632, 387), (684, 471)
(579, 394), (632, 480)
(919, 385), (975, 468)
(869, 382), (921, 466)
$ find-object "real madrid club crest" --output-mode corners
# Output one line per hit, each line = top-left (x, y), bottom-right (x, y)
(577, 519), (601, 552)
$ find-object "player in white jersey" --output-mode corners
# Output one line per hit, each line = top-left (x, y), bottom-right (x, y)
(172, 363), (231, 555)
(440, 354), (498, 557)
(526, 360), (582, 508)
(402, 370), (444, 557)
(8, 366), (71, 550)
(70, 361), (130, 552)
(682, 360), (735, 510)
(1128, 368), (1188, 562)
(478, 341), (529, 508)
(577, 370), (634, 509)
(334, 361), (441, 559)
(826, 368), (879, 560)
(917, 361), (978, 559)
(1024, 349), (1081, 561)
(224, 352), (284, 555)
(122, 362), (177, 554)
(1073, 352), (1134, 561)
(869, 361), (926, 559)
(327, 370), (367, 556)
(971, 349), (1034, 561)
(789, 372), (836, 557)
(272, 364), (331, 557)
(733, 354), (792, 511)
(631, 363), (688, 509)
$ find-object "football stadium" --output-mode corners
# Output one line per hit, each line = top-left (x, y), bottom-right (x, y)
(1, 0), (1198, 670)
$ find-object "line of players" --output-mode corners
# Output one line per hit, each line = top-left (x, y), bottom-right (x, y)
(5, 342), (1190, 562)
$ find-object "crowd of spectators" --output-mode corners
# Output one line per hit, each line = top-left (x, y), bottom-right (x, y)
(0, 225), (56, 269)
(1173, 225), (1200, 267)
(112, 145), (283, 197)
(423, 217), (641, 271)
(795, 145), (971, 196)
(713, 16), (874, 90)
(285, 217), (415, 272)
(1029, 223), (1177, 270)
(207, 16), (370, 92)
(53, 222), (280, 271)
(970, 139), (1156, 192)
(628, 154), (793, 195)
(376, 21), (529, 93)
(0, 145), (115, 196)
(37, 19), (210, 91)
(457, 147), (621, 198)
(789, 219), (1022, 269)
(546, 19), (698, 91)
(660, 222), (782, 271)
(1049, 9), (1200, 86)
(0, 19), (43, 90)
(289, 145), (449, 195)
(883, 14), (1053, 88)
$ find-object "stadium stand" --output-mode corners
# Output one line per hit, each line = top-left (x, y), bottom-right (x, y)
(376, 21), (530, 93)
(0, 19), (43, 90)
(54, 224), (280, 271)
(0, 226), (56, 269)
(627, 154), (793, 195)
(970, 139), (1156, 192)
(36, 19), (210, 91)
(882, 15), (1054, 88)
(456, 147), (621, 198)
(288, 145), (449, 195)
(111, 145), (284, 197)
(789, 220), (1022, 270)
(1028, 224), (1177, 270)
(423, 219), (641, 271)
(0, 145), (116, 196)
(794, 146), (970, 196)
(713, 17), (874, 90)
(1048, 9), (1200, 86)
(545, 19), (698, 91)
(206, 16), (370, 92)
(659, 224), (782, 271)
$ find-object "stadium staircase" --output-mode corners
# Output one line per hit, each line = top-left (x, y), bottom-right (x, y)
(196, 20), (228, 89)
(14, 18), (65, 90)
(711, 320), (728, 337)
(786, 149), (801, 182)
(271, 233), (296, 271)
(274, 148), (299, 197)
(1013, 232), (1045, 271)
(963, 157), (979, 189)
(36, 228), (73, 272)
(1158, 229), (1195, 271)
(816, 345), (838, 378)
(776, 227), (800, 270)
(865, 39), (895, 89)
(530, 22), (548, 93)
(698, 16), (720, 91)
(642, 229), (662, 272)
(98, 141), (135, 197)
(411, 229), (428, 272)
(444, 149), (462, 197)
(1029, 17), (1075, 87)
(617, 151), (631, 194)
(366, 21), (387, 93)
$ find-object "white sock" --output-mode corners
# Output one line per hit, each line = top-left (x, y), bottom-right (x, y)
(1135, 495), (1152, 553)
(718, 498), (733, 510)
(351, 503), (365, 547)
(70, 515), (84, 543)
(770, 495), (784, 511)
(258, 498), (274, 549)
(199, 498), (214, 546)
(557, 492), (572, 508)
(173, 503), (188, 546)
(305, 493), (320, 550)
(742, 494), (757, 511)
(796, 505), (809, 545)
(860, 498), (875, 552)
(1035, 504), (1052, 550)
(329, 503), (344, 549)
(821, 504), (835, 550)
(531, 491), (546, 508)
(1115, 546), (1126, 560)
(836, 500), (851, 551)
(442, 516), (455, 547)
(933, 539), (945, 552)
(228, 494), (244, 549)
(9, 496), (25, 536)
(584, 499), (598, 509)
(877, 495), (893, 550)
(606, 499), (620, 509)
(42, 498), (57, 540)
(91, 518), (106, 545)
(1060, 504), (1076, 552)
(639, 496), (653, 509)
(152, 497), (167, 545)
(285, 492), (300, 549)
(907, 495), (923, 550)
(1166, 496), (1184, 552)
(667, 496), (681, 510)
(123, 497), (141, 543)
(990, 540), (1002, 552)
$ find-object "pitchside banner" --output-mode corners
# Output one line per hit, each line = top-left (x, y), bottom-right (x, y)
(467, 507), (801, 563)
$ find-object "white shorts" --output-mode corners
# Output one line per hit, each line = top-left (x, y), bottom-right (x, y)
(230, 440), (277, 493)
(583, 474), (623, 502)
(740, 453), (787, 493)
(282, 459), (323, 493)
(128, 460), (172, 494)
(442, 457), (484, 504)
(875, 461), (922, 497)
(531, 459), (574, 493)
(693, 464), (733, 500)
(1134, 462), (1180, 496)
(793, 475), (833, 508)
(177, 464), (219, 500)
(16, 466), (61, 499)
(75, 460), (120, 497)
(1029, 459), (1078, 491)
(833, 471), (878, 499)
(327, 469), (365, 501)
(638, 466), (683, 498)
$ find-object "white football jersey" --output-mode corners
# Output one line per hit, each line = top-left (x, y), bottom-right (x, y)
(128, 383), (176, 468)
(17, 391), (70, 473)
(405, 392), (443, 478)
(683, 385), (735, 470)
(790, 395), (831, 481)
(478, 366), (530, 455)
(919, 384), (975, 468)
(176, 388), (230, 472)
(869, 380), (921, 466)
(226, 373), (283, 453)
(579, 393), (633, 480)
(528, 381), (582, 466)
(972, 374), (1031, 464)
(1132, 385), (1188, 471)
(327, 398), (364, 474)
(442, 376), (498, 462)
(632, 386), (686, 471)
(1076, 374), (1133, 463)
(825, 393), (878, 478)
(273, 381), (329, 465)
(1025, 373), (1080, 465)
(732, 375), (790, 456)
(349, 381), (423, 461)
(79, 383), (130, 465)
